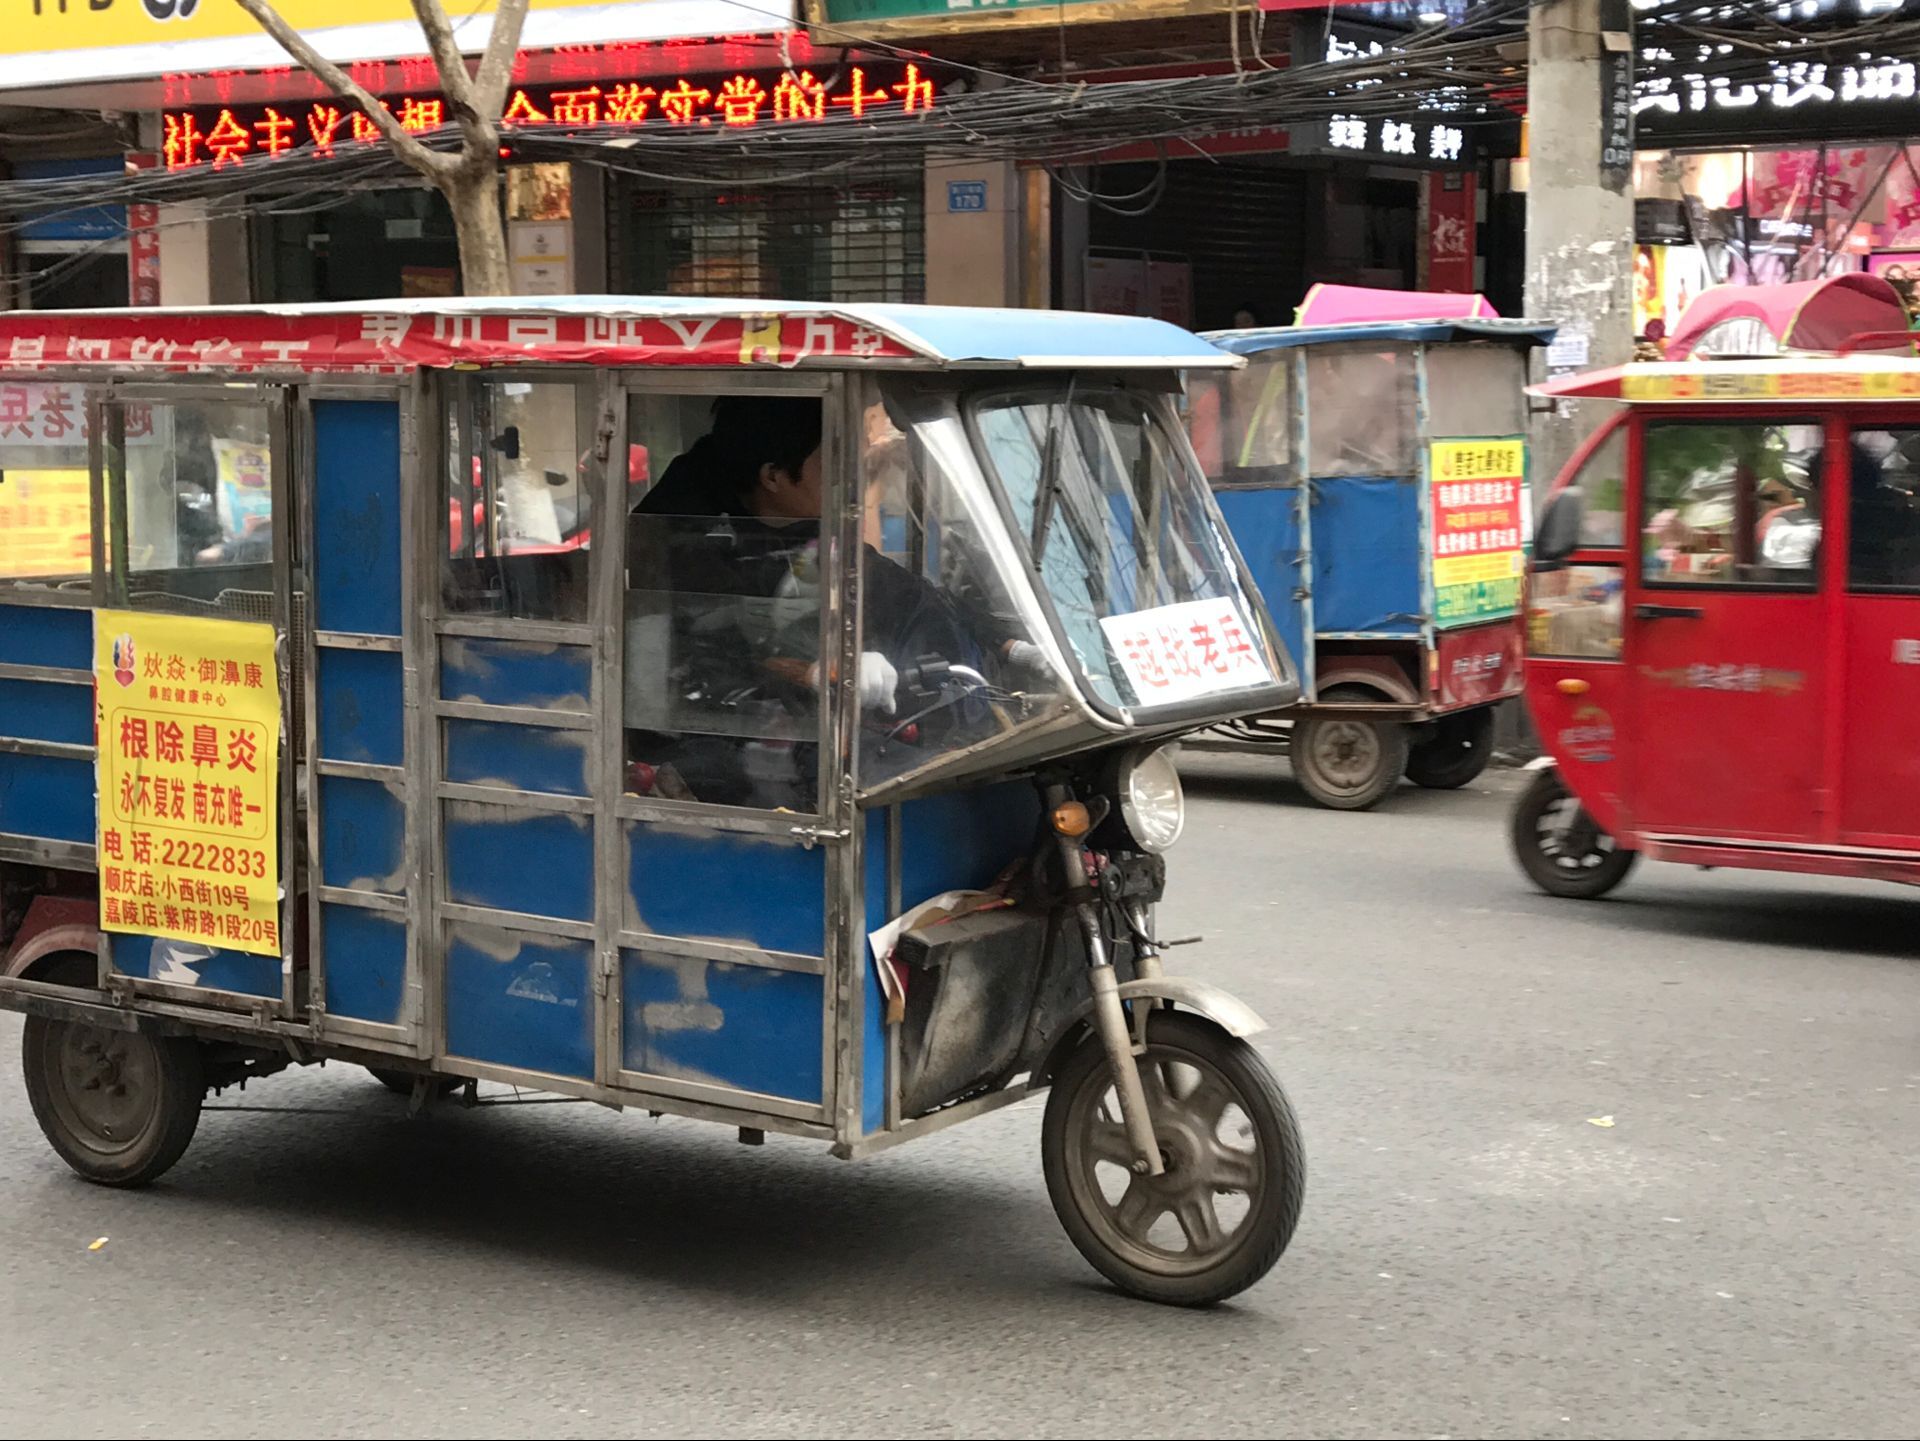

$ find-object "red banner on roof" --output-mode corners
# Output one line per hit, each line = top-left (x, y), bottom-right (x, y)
(0, 309), (916, 375)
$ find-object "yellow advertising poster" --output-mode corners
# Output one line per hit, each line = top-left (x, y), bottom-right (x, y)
(1430, 438), (1527, 626)
(94, 610), (283, 958)
(0, 469), (91, 581)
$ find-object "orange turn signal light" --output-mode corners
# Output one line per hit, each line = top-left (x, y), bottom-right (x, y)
(1556, 678), (1591, 696)
(1051, 801), (1093, 837)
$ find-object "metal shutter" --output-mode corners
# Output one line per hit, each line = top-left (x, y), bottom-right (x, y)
(1085, 159), (1309, 331)
(610, 163), (925, 303)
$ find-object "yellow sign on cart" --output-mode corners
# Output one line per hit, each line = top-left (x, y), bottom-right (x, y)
(1430, 437), (1527, 626)
(94, 610), (283, 957)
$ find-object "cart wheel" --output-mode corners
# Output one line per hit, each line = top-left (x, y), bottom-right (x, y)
(1405, 707), (1495, 790)
(22, 1012), (205, 1188)
(1510, 766), (1637, 899)
(1290, 686), (1407, 810)
(1042, 1011), (1305, 1307)
(365, 1066), (462, 1099)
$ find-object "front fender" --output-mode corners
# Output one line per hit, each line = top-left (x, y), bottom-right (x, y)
(1033, 976), (1268, 1084)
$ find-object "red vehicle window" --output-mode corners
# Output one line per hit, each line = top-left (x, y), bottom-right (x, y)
(1641, 419), (1823, 590)
(1847, 427), (1920, 593)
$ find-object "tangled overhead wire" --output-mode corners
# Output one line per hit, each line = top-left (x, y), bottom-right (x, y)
(0, 0), (1914, 241)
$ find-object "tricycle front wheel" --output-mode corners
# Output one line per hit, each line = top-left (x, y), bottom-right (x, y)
(23, 1015), (205, 1188)
(1510, 766), (1637, 899)
(1041, 1011), (1305, 1307)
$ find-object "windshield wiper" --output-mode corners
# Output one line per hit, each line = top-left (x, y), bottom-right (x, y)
(1031, 376), (1077, 560)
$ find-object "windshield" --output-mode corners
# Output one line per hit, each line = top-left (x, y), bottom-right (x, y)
(969, 385), (1286, 713)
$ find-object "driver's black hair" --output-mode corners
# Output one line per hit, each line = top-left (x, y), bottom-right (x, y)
(709, 395), (824, 502)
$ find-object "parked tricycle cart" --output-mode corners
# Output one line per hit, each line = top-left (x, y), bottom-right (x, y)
(0, 298), (1308, 1305)
(1187, 294), (1553, 809)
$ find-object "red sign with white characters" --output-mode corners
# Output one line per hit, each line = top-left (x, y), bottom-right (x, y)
(0, 308), (915, 375)
(1435, 620), (1524, 709)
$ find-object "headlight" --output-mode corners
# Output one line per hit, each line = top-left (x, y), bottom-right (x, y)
(1116, 744), (1185, 852)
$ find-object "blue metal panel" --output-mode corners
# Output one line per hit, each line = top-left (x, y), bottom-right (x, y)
(0, 605), (92, 669)
(621, 950), (823, 1103)
(439, 637), (590, 711)
(109, 932), (279, 999)
(445, 924), (593, 1079)
(316, 648), (403, 766)
(445, 718), (588, 796)
(1213, 488), (1311, 689)
(1208, 320), (1557, 353)
(444, 801), (592, 921)
(1310, 476), (1426, 635)
(0, 752), (93, 843)
(312, 400), (403, 637)
(319, 775), (406, 893)
(322, 904), (407, 1025)
(857, 783), (1042, 1134)
(0, 677), (92, 746)
(626, 822), (824, 956)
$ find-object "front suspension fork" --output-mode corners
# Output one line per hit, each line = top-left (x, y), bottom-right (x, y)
(1051, 795), (1163, 1177)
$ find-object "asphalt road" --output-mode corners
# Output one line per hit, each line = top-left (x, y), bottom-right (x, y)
(2, 755), (1916, 1440)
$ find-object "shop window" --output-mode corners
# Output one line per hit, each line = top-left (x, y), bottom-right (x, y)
(620, 391), (828, 812)
(104, 398), (278, 613)
(443, 380), (595, 622)
(1847, 428), (1920, 593)
(1528, 563), (1624, 660)
(1641, 420), (1823, 588)
(0, 380), (97, 592)
(1304, 346), (1417, 477)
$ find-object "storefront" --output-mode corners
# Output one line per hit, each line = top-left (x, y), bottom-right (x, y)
(1057, 16), (1497, 331)
(1630, 2), (1920, 339)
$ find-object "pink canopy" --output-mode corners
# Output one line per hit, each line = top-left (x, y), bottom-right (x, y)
(1666, 275), (1911, 359)
(1294, 284), (1500, 327)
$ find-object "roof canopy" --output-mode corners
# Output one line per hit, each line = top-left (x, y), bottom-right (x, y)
(1666, 276), (1913, 360)
(0, 296), (1240, 375)
(1535, 355), (1920, 403)
(1296, 284), (1500, 327)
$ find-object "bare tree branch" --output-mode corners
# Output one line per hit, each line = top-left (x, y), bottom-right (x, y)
(228, 0), (453, 177)
(471, 0), (534, 122)
(407, 0), (479, 114)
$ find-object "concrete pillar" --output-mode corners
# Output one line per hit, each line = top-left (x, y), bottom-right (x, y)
(1523, 0), (1635, 497)
(923, 157), (1020, 308)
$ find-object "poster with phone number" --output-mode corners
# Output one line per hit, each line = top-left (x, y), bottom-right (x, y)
(1430, 437), (1526, 627)
(95, 609), (283, 957)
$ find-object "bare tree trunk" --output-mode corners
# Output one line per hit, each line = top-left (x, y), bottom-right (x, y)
(445, 164), (512, 297)
(231, 0), (531, 298)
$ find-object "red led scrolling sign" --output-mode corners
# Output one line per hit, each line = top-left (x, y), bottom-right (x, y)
(162, 64), (937, 171)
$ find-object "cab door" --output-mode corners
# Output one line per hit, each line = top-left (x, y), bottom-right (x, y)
(1625, 412), (1831, 843)
(1835, 415), (1920, 848)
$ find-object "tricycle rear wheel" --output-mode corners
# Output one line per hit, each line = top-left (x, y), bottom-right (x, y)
(1290, 686), (1407, 811)
(23, 1012), (205, 1188)
(1041, 1011), (1305, 1307)
(1405, 707), (1495, 789)
(1510, 766), (1637, 899)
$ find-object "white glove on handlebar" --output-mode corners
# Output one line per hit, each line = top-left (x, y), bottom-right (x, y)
(857, 651), (899, 715)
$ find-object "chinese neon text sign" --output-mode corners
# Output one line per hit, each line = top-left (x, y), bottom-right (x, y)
(162, 64), (938, 171)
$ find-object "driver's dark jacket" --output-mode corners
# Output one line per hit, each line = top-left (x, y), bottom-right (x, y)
(626, 507), (1017, 806)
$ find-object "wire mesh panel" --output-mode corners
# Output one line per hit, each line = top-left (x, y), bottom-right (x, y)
(611, 165), (925, 303)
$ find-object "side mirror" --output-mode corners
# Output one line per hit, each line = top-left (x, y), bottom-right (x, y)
(1533, 487), (1585, 569)
(490, 425), (521, 462)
